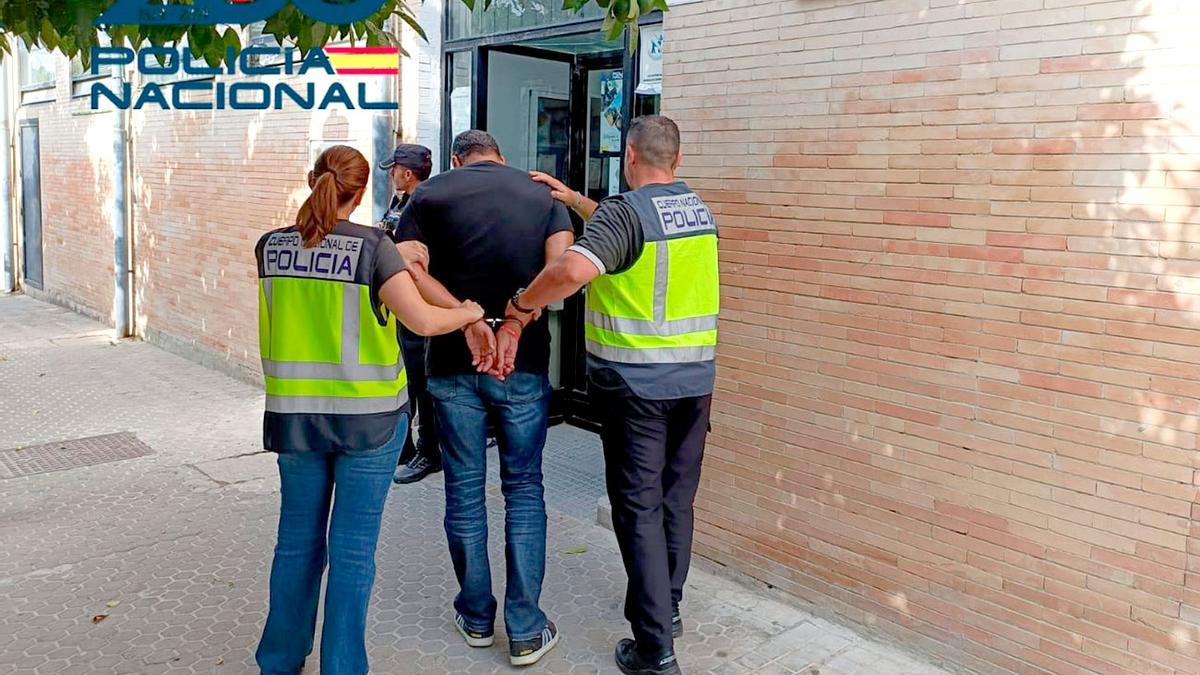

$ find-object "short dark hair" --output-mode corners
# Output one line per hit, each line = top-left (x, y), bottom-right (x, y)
(626, 115), (680, 168)
(451, 130), (502, 161)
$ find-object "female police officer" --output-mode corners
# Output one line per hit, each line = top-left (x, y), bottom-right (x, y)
(253, 145), (483, 674)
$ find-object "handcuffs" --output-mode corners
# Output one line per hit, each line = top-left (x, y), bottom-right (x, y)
(467, 317), (523, 334)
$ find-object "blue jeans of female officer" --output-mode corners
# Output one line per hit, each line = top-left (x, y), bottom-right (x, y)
(256, 414), (407, 675)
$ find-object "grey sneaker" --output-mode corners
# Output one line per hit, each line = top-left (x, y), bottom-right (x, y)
(454, 613), (494, 648)
(510, 621), (560, 667)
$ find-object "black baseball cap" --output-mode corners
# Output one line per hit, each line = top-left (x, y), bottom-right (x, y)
(378, 143), (433, 180)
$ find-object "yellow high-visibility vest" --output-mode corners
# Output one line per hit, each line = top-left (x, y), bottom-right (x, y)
(585, 183), (719, 370)
(256, 226), (408, 424)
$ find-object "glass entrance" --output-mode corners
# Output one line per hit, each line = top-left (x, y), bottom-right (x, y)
(448, 20), (662, 429)
(482, 36), (623, 428)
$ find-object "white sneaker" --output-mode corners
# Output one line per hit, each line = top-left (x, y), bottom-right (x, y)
(455, 613), (495, 648)
(510, 621), (560, 667)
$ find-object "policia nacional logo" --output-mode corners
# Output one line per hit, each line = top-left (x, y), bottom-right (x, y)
(90, 1), (399, 111)
(262, 232), (362, 282)
(652, 193), (716, 236)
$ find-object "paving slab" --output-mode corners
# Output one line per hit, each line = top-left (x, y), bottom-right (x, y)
(0, 295), (958, 675)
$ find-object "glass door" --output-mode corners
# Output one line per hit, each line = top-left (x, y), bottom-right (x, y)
(556, 53), (624, 430)
(465, 30), (637, 430)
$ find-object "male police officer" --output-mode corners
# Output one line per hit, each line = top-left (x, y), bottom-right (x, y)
(507, 116), (718, 675)
(377, 143), (443, 484)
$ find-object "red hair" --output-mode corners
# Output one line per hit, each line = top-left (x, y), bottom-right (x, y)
(296, 145), (370, 247)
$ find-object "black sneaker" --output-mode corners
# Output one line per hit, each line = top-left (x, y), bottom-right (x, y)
(454, 613), (494, 648)
(509, 620), (559, 667)
(672, 605), (683, 639)
(393, 453), (441, 484)
(615, 639), (681, 675)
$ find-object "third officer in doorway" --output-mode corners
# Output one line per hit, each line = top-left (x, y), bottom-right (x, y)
(509, 115), (718, 675)
(377, 143), (444, 484)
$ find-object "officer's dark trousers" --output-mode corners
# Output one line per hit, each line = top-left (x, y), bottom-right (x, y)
(399, 327), (439, 462)
(594, 379), (712, 657)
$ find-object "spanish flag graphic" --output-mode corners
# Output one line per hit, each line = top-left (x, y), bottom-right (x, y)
(324, 47), (400, 75)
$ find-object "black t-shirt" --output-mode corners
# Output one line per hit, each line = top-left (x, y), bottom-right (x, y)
(397, 161), (574, 376)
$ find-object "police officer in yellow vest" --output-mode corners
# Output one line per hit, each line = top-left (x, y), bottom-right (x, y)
(254, 145), (482, 675)
(509, 116), (718, 675)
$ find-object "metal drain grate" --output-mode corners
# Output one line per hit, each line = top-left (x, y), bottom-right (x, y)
(0, 432), (153, 479)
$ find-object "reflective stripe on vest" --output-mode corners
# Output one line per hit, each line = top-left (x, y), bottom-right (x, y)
(585, 186), (719, 366)
(259, 276), (407, 416)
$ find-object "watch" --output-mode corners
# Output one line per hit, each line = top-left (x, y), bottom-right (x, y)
(510, 288), (535, 315)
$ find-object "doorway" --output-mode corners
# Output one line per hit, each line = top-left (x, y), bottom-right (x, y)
(19, 119), (43, 290)
(475, 36), (624, 428)
(446, 19), (662, 429)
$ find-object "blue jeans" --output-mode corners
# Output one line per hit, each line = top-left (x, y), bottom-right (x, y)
(428, 373), (550, 641)
(256, 414), (407, 675)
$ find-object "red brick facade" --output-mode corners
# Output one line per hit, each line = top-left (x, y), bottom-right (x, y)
(13, 57), (395, 375)
(665, 1), (1200, 674)
(129, 103), (370, 375)
(16, 66), (117, 323)
(12, 2), (1200, 672)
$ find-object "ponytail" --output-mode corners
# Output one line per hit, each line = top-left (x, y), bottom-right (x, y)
(297, 171), (341, 248)
(294, 145), (371, 248)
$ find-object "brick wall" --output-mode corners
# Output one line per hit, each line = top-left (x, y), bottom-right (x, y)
(13, 50), (393, 374)
(404, 0), (444, 163)
(17, 63), (117, 324)
(664, 1), (1200, 673)
(128, 71), (391, 377)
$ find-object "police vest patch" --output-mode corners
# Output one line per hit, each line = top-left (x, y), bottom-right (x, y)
(652, 193), (715, 236)
(262, 232), (362, 282)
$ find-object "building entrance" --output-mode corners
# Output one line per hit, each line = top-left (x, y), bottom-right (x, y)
(443, 9), (663, 429)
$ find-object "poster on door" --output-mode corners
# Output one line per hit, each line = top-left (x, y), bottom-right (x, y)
(599, 71), (624, 154)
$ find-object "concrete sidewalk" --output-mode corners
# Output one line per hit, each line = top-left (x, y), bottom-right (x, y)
(0, 295), (954, 675)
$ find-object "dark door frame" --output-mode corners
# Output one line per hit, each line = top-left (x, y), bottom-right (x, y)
(440, 16), (661, 430)
(19, 118), (43, 291)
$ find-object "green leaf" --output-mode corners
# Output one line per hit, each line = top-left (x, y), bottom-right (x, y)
(560, 546), (588, 555)
(187, 25), (213, 56)
(39, 18), (59, 52)
(311, 22), (330, 49)
(604, 14), (626, 43)
(221, 27), (242, 59)
(397, 7), (427, 42)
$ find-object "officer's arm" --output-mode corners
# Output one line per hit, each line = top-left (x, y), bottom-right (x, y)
(530, 171), (598, 220)
(379, 271), (482, 337)
(408, 264), (464, 309)
(515, 251), (601, 314)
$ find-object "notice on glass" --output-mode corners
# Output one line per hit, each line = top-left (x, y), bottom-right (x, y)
(636, 26), (663, 96)
(450, 87), (471, 138)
